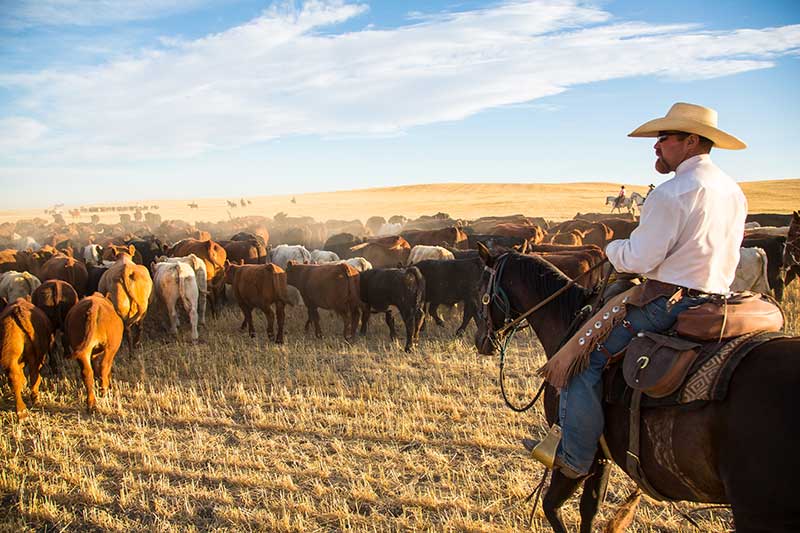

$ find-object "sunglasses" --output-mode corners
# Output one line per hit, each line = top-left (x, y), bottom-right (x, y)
(656, 131), (688, 143)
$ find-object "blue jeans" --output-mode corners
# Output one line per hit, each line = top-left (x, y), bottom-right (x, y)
(557, 294), (709, 475)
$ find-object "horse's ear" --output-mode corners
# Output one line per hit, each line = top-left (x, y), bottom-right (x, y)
(477, 242), (492, 265)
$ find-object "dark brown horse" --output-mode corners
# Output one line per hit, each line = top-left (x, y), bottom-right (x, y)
(474, 246), (800, 532)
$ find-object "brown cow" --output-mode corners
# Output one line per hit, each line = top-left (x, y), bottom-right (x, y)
(64, 294), (124, 411)
(15, 246), (59, 278)
(32, 280), (79, 374)
(0, 249), (18, 273)
(349, 236), (411, 268)
(169, 238), (227, 316)
(285, 262), (361, 341)
(547, 229), (585, 246)
(190, 229), (211, 241)
(225, 262), (289, 342)
(0, 298), (53, 417)
(39, 254), (89, 297)
(98, 245), (153, 351)
(221, 239), (264, 265)
(489, 223), (546, 244)
(401, 226), (469, 249)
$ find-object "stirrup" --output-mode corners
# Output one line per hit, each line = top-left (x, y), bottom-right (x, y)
(530, 424), (562, 469)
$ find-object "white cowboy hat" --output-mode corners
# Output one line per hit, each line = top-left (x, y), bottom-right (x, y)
(628, 102), (746, 150)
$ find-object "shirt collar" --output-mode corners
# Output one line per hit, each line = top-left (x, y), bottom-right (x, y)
(675, 153), (710, 175)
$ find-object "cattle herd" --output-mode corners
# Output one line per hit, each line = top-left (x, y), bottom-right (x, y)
(1, 209), (798, 418)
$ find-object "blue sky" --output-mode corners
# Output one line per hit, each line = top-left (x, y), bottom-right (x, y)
(1, 0), (798, 209)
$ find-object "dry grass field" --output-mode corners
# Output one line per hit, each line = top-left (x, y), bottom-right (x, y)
(1, 179), (797, 225)
(1, 182), (798, 532)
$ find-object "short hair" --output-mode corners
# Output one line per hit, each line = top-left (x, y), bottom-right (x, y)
(697, 135), (713, 152)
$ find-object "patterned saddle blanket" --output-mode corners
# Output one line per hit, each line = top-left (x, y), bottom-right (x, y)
(605, 330), (787, 407)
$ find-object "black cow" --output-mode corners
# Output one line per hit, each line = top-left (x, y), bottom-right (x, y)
(414, 258), (483, 335)
(126, 235), (164, 267)
(746, 213), (793, 227)
(324, 233), (365, 259)
(86, 264), (110, 295)
(742, 235), (786, 301)
(359, 267), (425, 352)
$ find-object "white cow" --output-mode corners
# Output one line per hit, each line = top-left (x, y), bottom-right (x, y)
(0, 271), (41, 302)
(744, 226), (789, 238)
(310, 249), (340, 264)
(82, 244), (104, 266)
(151, 261), (199, 341)
(13, 235), (40, 251)
(376, 222), (403, 236)
(269, 244), (311, 268)
(731, 247), (770, 294)
(154, 254), (208, 325)
(408, 245), (455, 265)
(332, 257), (373, 272)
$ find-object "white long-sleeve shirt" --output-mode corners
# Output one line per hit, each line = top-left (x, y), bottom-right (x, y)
(605, 154), (747, 294)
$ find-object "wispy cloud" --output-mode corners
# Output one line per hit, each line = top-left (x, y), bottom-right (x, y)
(2, 0), (216, 28)
(1, 0), (799, 165)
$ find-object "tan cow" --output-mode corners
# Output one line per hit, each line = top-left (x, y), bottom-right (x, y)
(0, 298), (53, 417)
(349, 236), (411, 268)
(98, 245), (153, 351)
(64, 294), (124, 411)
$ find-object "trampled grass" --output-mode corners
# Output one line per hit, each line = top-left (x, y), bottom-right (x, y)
(3, 281), (797, 532)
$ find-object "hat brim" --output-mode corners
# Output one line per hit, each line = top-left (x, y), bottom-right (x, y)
(628, 117), (746, 150)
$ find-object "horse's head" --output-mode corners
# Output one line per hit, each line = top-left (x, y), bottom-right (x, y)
(474, 242), (512, 356)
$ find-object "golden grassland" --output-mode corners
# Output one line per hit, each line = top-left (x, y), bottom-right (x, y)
(0, 285), (797, 532)
(1, 179), (798, 225)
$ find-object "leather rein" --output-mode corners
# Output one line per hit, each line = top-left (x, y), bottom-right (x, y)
(481, 253), (610, 412)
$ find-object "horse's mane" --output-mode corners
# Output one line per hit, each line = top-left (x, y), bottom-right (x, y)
(504, 252), (592, 327)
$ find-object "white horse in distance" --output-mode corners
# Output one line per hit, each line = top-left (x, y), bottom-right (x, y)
(605, 191), (646, 214)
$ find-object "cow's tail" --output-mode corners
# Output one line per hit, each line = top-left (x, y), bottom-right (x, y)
(54, 281), (66, 332)
(120, 264), (145, 324)
(10, 305), (37, 349)
(65, 261), (77, 290)
(409, 267), (426, 312)
(72, 301), (100, 362)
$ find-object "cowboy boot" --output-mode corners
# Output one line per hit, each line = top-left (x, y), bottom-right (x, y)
(522, 425), (583, 479)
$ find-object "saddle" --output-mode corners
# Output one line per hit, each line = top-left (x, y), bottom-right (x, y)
(622, 291), (783, 399)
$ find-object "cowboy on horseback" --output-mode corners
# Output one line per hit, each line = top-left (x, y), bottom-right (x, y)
(526, 102), (748, 479)
(615, 185), (626, 209)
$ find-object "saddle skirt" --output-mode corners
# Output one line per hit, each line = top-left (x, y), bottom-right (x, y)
(606, 330), (787, 408)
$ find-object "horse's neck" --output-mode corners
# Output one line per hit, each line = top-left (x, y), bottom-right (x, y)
(505, 266), (588, 357)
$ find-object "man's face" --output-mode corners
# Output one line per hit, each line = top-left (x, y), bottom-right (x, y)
(654, 131), (690, 172)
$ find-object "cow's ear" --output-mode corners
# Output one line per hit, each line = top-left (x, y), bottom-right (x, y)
(128, 244), (136, 257)
(477, 242), (493, 266)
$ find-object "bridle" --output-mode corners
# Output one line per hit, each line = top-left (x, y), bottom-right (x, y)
(784, 233), (800, 267)
(479, 252), (610, 412)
